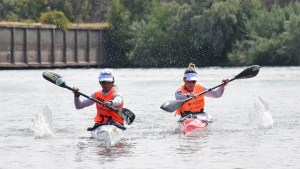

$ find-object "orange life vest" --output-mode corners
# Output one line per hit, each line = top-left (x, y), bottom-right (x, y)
(93, 88), (124, 124)
(176, 84), (205, 116)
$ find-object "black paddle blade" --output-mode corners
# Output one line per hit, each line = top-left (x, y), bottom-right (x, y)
(42, 71), (66, 87)
(234, 65), (260, 80)
(160, 100), (185, 112)
(119, 108), (135, 125)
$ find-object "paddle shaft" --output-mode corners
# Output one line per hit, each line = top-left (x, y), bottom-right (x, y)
(160, 65), (260, 112)
(42, 71), (136, 125)
(63, 85), (119, 112)
(184, 78), (235, 103)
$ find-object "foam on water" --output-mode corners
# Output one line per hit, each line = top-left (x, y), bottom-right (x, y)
(32, 106), (54, 138)
(248, 96), (274, 129)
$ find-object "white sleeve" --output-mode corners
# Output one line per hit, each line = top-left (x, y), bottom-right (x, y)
(74, 95), (95, 109)
(175, 90), (189, 100)
(111, 93), (123, 107)
(204, 85), (225, 98)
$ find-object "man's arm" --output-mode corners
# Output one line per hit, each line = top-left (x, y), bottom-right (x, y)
(74, 95), (95, 109)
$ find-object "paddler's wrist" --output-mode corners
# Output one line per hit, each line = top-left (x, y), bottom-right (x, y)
(104, 100), (113, 106)
(108, 100), (113, 106)
(187, 93), (196, 98)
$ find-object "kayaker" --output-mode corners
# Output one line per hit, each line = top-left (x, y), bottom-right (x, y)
(175, 63), (229, 120)
(73, 69), (126, 131)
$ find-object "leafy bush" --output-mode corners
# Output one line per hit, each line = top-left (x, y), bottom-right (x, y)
(15, 0), (48, 21)
(278, 14), (300, 65)
(105, 0), (131, 67)
(39, 10), (71, 30)
(229, 3), (300, 66)
(127, 2), (188, 67)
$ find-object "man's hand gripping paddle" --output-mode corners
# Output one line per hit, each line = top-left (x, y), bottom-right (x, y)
(42, 71), (135, 125)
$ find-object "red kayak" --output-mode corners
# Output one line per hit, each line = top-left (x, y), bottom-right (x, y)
(181, 118), (208, 135)
(179, 114), (212, 135)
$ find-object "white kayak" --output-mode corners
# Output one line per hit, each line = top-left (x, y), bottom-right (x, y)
(91, 125), (123, 146)
(179, 113), (213, 135)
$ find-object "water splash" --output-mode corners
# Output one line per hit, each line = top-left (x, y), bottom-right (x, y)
(248, 96), (274, 129)
(32, 106), (54, 138)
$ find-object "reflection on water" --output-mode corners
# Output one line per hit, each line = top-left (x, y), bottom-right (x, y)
(96, 142), (129, 157)
(75, 138), (135, 164)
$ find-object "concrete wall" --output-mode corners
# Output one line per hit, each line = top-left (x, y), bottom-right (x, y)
(0, 25), (106, 68)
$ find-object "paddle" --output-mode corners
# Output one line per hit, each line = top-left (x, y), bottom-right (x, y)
(42, 71), (135, 125)
(160, 65), (261, 112)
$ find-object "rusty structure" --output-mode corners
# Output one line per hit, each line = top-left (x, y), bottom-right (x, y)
(0, 24), (106, 69)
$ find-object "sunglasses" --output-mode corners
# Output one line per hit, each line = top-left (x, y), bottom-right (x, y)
(185, 80), (196, 83)
(100, 81), (112, 85)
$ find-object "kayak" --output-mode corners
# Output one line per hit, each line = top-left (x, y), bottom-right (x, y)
(90, 125), (123, 146)
(179, 114), (213, 135)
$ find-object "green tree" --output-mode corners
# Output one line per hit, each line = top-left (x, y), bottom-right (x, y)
(105, 0), (131, 67)
(65, 0), (89, 23)
(190, 0), (262, 66)
(48, 0), (72, 21)
(279, 14), (300, 65)
(121, 0), (156, 22)
(229, 3), (300, 66)
(166, 0), (213, 67)
(0, 0), (16, 20)
(15, 0), (48, 21)
(127, 2), (188, 67)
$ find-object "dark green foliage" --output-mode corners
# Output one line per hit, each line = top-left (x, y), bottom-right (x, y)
(127, 2), (189, 67)
(190, 0), (262, 66)
(0, 0), (16, 20)
(65, 0), (89, 23)
(279, 14), (300, 65)
(15, 0), (48, 21)
(229, 3), (300, 66)
(125, 0), (262, 67)
(1, 0), (300, 66)
(122, 0), (156, 22)
(105, 0), (131, 67)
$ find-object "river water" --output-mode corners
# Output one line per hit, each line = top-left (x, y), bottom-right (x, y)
(0, 66), (299, 169)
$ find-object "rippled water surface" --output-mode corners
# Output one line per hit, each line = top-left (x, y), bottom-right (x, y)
(1, 67), (299, 169)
